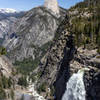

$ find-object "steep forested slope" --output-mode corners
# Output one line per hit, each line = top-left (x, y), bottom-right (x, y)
(69, 0), (100, 52)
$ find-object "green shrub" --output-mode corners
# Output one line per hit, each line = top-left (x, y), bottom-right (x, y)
(14, 57), (40, 75)
(18, 76), (28, 87)
(96, 56), (100, 59)
(97, 48), (100, 54)
(29, 75), (36, 82)
(0, 46), (7, 55)
(50, 86), (55, 96)
(0, 75), (12, 89)
(10, 89), (14, 100)
(38, 82), (47, 93)
(0, 88), (6, 100)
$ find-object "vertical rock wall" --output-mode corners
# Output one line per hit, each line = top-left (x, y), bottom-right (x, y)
(44, 0), (59, 14)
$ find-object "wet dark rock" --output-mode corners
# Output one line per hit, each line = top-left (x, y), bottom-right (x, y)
(84, 69), (100, 100)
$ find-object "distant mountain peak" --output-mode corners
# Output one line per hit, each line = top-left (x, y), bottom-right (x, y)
(0, 8), (18, 14)
(44, 0), (59, 14)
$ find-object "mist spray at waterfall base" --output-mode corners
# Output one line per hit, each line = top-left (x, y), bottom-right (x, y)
(62, 68), (89, 100)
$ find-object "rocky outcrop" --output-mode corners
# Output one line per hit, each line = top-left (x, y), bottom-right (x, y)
(0, 55), (13, 78)
(44, 0), (59, 14)
(84, 68), (100, 100)
(3, 6), (66, 62)
(0, 10), (24, 42)
(0, 17), (17, 39)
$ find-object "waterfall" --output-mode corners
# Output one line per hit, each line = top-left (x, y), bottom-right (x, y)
(62, 68), (89, 100)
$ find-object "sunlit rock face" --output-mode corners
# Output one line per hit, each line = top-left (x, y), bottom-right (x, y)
(0, 9), (24, 44)
(44, 0), (59, 14)
(3, 6), (66, 62)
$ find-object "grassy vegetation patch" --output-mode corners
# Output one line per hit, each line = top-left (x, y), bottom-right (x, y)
(14, 57), (40, 75)
(37, 82), (47, 93)
(0, 75), (13, 100)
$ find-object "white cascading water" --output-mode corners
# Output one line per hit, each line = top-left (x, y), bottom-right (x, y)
(62, 68), (90, 100)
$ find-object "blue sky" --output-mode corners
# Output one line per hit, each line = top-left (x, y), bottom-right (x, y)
(0, 0), (83, 11)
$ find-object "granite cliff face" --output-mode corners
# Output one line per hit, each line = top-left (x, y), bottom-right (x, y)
(0, 56), (13, 78)
(3, 6), (66, 62)
(0, 9), (24, 43)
